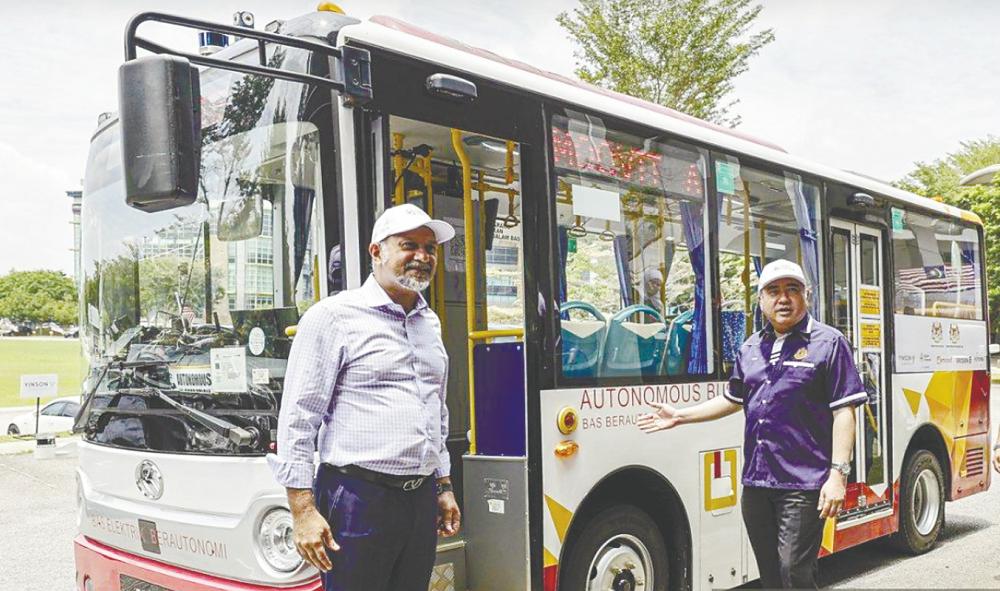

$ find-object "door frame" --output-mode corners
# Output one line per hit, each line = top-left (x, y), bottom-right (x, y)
(338, 43), (552, 589)
(830, 218), (893, 522)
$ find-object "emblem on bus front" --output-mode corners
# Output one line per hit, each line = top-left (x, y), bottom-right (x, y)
(930, 321), (943, 344)
(949, 323), (961, 344)
(135, 460), (164, 500)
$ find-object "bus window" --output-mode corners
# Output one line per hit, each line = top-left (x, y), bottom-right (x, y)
(714, 156), (823, 373)
(552, 113), (712, 380)
(891, 208), (983, 320)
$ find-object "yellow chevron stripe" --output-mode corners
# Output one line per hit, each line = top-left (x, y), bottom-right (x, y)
(545, 494), (574, 544)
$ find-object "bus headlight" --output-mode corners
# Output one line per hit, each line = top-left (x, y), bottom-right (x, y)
(256, 508), (302, 572)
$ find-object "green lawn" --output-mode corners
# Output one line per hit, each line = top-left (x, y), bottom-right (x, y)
(0, 338), (86, 407)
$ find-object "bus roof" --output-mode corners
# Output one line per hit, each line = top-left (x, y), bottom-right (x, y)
(341, 15), (979, 226)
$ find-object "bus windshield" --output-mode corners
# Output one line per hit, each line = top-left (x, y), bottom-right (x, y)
(78, 44), (329, 455)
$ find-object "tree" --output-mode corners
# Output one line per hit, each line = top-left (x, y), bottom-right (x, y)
(0, 270), (78, 325)
(557, 0), (775, 126)
(896, 136), (1000, 338)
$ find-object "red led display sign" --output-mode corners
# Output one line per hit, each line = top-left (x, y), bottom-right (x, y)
(552, 125), (704, 198)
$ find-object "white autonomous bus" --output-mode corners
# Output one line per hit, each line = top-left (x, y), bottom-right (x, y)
(76, 5), (991, 591)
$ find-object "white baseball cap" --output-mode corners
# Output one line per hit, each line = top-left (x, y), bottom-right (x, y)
(758, 259), (807, 293)
(370, 203), (456, 245)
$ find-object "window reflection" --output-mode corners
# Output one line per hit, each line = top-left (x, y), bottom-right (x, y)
(715, 157), (823, 372)
(553, 113), (712, 379)
(891, 208), (982, 319)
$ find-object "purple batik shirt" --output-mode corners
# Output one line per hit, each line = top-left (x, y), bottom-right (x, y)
(723, 315), (867, 490)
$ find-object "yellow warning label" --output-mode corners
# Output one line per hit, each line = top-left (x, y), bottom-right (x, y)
(860, 288), (881, 316)
(860, 322), (881, 349)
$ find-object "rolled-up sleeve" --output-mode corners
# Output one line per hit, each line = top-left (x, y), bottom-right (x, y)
(266, 304), (345, 488)
(725, 347), (746, 405)
(827, 336), (867, 409)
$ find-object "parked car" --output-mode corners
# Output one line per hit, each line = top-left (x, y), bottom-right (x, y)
(6, 397), (81, 436)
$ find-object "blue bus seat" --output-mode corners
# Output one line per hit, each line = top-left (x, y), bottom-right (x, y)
(663, 309), (694, 376)
(601, 305), (667, 377)
(560, 301), (607, 378)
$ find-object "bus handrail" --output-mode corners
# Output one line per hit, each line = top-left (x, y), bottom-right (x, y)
(469, 329), (524, 341)
(123, 11), (372, 102)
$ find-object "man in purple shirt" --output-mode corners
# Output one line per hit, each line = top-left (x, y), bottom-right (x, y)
(639, 259), (866, 589)
(269, 204), (461, 591)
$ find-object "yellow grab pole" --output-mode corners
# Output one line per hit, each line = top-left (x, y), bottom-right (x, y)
(468, 328), (524, 341)
(452, 128), (478, 455)
(312, 254), (321, 302)
(477, 171), (488, 328)
(658, 199), (666, 310)
(392, 133), (405, 205)
(505, 140), (516, 185)
(418, 153), (446, 339)
(742, 182), (752, 338)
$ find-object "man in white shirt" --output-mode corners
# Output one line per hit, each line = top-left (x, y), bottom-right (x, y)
(269, 203), (460, 591)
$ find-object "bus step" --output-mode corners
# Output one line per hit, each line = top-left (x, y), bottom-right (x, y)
(431, 538), (467, 591)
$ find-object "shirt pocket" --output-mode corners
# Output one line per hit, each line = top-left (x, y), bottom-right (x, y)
(779, 362), (819, 387)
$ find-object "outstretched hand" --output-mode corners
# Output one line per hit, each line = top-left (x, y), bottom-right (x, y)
(637, 402), (682, 433)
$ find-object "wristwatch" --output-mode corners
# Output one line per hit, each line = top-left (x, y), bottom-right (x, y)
(436, 481), (454, 495)
(831, 461), (851, 477)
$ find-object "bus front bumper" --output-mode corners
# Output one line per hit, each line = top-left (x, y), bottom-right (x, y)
(74, 535), (321, 591)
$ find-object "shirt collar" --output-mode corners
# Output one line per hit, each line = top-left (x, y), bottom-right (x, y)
(360, 274), (429, 313)
(762, 313), (813, 341)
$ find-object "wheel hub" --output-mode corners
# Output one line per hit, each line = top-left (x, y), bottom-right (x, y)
(912, 467), (941, 536)
(586, 534), (652, 591)
(612, 569), (637, 591)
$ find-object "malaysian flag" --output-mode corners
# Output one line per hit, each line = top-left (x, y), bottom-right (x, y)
(896, 264), (979, 294)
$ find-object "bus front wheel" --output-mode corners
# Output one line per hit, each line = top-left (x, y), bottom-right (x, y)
(891, 449), (945, 554)
(560, 505), (668, 591)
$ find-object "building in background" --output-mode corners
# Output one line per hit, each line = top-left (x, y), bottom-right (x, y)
(67, 190), (82, 287)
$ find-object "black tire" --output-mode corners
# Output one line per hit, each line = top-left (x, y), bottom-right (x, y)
(891, 449), (945, 554)
(6, 424), (19, 435)
(560, 505), (668, 591)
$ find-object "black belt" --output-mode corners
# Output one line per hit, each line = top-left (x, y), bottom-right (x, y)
(327, 464), (430, 491)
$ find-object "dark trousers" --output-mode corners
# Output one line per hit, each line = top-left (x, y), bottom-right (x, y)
(313, 464), (438, 591)
(742, 487), (824, 589)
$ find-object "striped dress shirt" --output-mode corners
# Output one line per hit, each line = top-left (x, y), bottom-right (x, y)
(267, 275), (450, 489)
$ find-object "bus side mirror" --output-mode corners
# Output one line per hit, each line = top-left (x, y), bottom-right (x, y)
(118, 55), (201, 213)
(989, 343), (999, 356)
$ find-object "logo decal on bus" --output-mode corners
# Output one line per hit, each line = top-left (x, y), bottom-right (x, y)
(135, 460), (164, 500)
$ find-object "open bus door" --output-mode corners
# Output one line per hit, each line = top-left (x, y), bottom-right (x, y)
(829, 220), (893, 533)
(341, 39), (548, 591)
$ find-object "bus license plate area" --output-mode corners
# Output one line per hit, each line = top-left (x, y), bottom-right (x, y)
(120, 574), (172, 591)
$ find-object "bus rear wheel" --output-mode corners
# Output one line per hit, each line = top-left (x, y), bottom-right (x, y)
(891, 449), (944, 554)
(560, 505), (668, 591)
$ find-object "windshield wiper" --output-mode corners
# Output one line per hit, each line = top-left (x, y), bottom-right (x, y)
(73, 358), (172, 433)
(119, 386), (253, 446)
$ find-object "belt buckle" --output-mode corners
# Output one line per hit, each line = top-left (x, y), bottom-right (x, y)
(402, 477), (424, 491)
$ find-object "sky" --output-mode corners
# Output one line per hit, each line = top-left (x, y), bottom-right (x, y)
(0, 0), (997, 276)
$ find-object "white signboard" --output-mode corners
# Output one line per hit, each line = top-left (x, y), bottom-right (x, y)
(893, 314), (988, 373)
(210, 348), (248, 393)
(571, 184), (622, 222)
(169, 366), (212, 394)
(20, 374), (58, 399)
